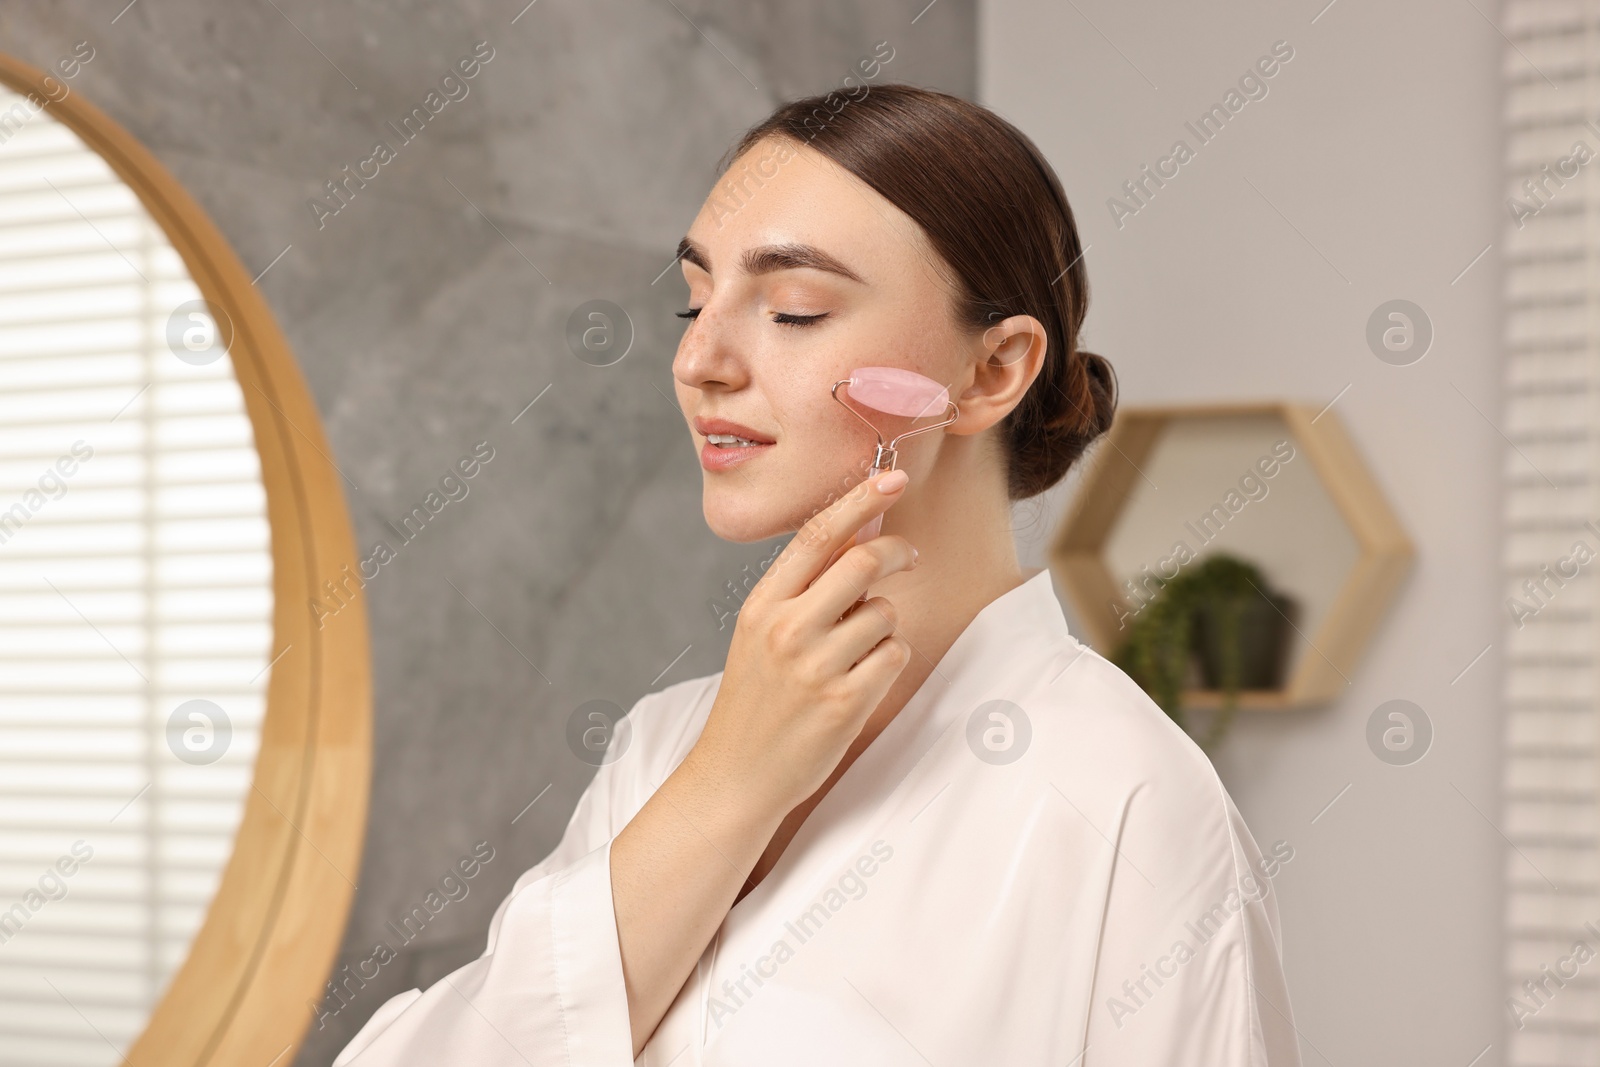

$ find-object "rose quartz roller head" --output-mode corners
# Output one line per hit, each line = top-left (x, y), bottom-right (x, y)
(831, 366), (959, 546)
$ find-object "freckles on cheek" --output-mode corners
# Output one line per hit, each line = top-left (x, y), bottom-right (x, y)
(756, 365), (826, 436)
(774, 384), (876, 483)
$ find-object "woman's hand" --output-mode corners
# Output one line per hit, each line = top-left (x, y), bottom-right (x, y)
(611, 468), (916, 1055)
(690, 468), (919, 817)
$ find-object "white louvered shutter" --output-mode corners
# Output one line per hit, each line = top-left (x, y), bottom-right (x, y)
(0, 84), (273, 1065)
(1502, 3), (1600, 1063)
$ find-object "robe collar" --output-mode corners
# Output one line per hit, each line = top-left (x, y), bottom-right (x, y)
(923, 566), (1072, 690)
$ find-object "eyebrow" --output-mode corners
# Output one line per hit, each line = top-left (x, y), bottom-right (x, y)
(676, 237), (867, 285)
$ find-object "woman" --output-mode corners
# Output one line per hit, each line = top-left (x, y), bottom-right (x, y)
(334, 84), (1300, 1066)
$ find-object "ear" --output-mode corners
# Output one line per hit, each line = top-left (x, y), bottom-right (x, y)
(947, 314), (1048, 437)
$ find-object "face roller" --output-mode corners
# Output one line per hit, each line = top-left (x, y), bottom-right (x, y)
(831, 367), (959, 546)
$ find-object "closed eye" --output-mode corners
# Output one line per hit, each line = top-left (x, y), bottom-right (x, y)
(772, 311), (828, 327)
(674, 308), (830, 328)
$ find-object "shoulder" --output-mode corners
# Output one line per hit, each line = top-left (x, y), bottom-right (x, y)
(1020, 637), (1268, 888)
(569, 671), (725, 832)
(631, 669), (721, 739)
(610, 669), (724, 783)
(1021, 633), (1213, 786)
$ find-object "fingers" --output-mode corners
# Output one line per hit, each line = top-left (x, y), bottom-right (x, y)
(754, 469), (910, 603)
(802, 535), (918, 631)
(847, 629), (911, 684)
(821, 595), (899, 674)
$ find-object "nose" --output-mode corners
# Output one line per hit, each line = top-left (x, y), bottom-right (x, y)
(671, 298), (750, 394)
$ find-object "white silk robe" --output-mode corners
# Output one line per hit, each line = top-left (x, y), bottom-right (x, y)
(333, 568), (1303, 1066)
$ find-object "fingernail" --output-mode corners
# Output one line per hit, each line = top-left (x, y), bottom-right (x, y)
(911, 545), (919, 565)
(877, 469), (909, 493)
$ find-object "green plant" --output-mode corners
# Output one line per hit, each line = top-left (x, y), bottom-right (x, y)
(1110, 553), (1281, 752)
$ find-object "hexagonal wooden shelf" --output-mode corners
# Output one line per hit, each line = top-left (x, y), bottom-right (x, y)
(1049, 400), (1414, 710)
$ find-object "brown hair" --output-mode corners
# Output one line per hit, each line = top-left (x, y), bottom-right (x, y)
(719, 83), (1117, 501)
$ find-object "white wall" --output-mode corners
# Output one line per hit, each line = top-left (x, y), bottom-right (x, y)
(988, 2), (1506, 1063)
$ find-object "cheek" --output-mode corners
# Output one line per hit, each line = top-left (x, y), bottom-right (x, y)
(777, 370), (881, 462)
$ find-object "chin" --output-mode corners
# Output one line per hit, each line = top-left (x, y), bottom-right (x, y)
(699, 452), (866, 544)
(701, 489), (788, 544)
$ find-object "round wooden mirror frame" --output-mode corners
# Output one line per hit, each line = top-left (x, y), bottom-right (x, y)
(0, 53), (373, 1065)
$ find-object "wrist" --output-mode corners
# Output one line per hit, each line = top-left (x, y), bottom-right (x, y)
(674, 744), (791, 841)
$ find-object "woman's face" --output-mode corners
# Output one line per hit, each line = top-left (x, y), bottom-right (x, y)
(672, 136), (980, 543)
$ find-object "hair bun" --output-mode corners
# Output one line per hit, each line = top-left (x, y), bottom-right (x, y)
(1042, 348), (1118, 439)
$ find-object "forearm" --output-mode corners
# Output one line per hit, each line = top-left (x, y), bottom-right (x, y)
(609, 748), (786, 1058)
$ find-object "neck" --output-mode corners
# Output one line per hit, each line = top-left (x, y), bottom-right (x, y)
(861, 433), (1026, 723)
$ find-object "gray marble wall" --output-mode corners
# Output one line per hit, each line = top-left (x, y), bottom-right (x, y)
(0, 2), (975, 1062)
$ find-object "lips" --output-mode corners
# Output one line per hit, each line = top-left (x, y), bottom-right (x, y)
(693, 415), (775, 473)
(692, 416), (776, 444)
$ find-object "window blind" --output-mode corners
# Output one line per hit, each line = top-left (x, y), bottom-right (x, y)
(1502, 3), (1600, 1063)
(0, 84), (272, 1066)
